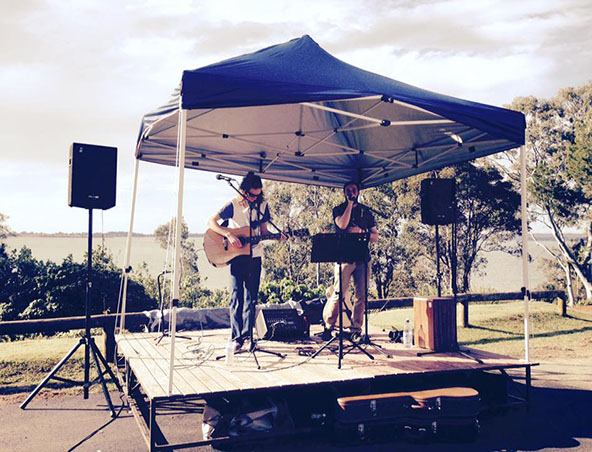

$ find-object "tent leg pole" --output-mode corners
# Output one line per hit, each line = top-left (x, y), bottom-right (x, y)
(119, 158), (140, 334)
(168, 106), (188, 395)
(520, 145), (530, 363)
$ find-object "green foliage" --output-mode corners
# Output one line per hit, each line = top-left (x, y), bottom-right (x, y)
(259, 278), (325, 304)
(154, 217), (201, 275)
(262, 182), (341, 286)
(261, 164), (519, 298)
(446, 162), (521, 292)
(179, 273), (228, 308)
(530, 161), (585, 223)
(567, 111), (592, 199)
(0, 244), (155, 321)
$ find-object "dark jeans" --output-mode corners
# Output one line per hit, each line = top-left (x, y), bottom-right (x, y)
(229, 255), (262, 344)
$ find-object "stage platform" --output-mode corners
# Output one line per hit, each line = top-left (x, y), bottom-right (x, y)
(116, 326), (536, 451)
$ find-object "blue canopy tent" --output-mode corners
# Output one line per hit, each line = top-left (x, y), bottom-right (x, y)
(135, 35), (524, 188)
(121, 35), (530, 394)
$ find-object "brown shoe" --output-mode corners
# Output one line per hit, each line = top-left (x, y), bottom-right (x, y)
(321, 327), (334, 341)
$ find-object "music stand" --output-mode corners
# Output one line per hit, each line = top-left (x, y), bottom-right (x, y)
(310, 233), (374, 369)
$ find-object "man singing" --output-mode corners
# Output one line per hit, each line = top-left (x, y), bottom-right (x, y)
(322, 181), (379, 340)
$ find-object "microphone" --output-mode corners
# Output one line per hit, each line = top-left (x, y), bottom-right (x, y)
(216, 174), (234, 181)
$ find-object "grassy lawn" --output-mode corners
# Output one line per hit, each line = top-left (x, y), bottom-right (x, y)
(0, 332), (119, 397)
(370, 300), (592, 360)
(1, 301), (591, 397)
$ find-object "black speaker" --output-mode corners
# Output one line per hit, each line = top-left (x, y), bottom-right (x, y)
(68, 142), (117, 210)
(255, 308), (308, 341)
(420, 178), (455, 225)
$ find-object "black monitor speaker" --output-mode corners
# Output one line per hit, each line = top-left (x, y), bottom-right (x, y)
(255, 308), (308, 341)
(68, 143), (117, 210)
(420, 178), (455, 225)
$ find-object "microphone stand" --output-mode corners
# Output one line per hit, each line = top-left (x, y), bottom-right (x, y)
(216, 178), (285, 369)
(155, 270), (191, 345)
(364, 204), (389, 220)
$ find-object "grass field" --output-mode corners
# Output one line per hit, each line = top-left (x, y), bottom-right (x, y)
(2, 301), (591, 397)
(372, 301), (592, 360)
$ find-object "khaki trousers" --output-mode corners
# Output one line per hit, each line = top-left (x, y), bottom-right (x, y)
(322, 261), (369, 330)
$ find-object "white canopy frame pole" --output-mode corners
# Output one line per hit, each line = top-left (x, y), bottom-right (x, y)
(118, 158), (140, 333)
(168, 107), (187, 395)
(520, 144), (530, 362)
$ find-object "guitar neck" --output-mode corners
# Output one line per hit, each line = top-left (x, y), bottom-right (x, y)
(248, 232), (283, 245)
(243, 229), (309, 245)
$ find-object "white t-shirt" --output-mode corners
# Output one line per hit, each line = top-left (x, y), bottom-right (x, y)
(217, 197), (271, 258)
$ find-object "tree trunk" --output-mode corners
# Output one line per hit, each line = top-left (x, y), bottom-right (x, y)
(375, 277), (384, 299)
(461, 269), (469, 294)
(547, 206), (592, 301)
(564, 263), (576, 307)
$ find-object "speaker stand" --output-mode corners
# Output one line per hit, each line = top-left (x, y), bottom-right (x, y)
(20, 209), (123, 416)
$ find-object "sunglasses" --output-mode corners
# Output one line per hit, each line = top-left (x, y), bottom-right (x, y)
(246, 190), (262, 198)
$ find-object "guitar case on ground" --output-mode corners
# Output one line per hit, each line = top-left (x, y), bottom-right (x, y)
(334, 387), (481, 444)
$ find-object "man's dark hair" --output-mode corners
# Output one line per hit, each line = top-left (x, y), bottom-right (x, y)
(343, 180), (361, 192)
(240, 171), (263, 191)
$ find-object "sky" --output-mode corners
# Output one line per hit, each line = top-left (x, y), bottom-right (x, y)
(1, 0), (591, 234)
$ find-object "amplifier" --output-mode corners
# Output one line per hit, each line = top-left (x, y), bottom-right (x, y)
(255, 308), (308, 341)
(413, 297), (458, 352)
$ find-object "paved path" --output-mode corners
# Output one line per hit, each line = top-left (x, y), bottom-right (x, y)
(1, 358), (591, 452)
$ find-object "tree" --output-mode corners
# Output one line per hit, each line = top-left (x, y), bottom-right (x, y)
(504, 83), (592, 304)
(263, 182), (341, 286)
(0, 213), (13, 242)
(263, 180), (432, 298)
(0, 245), (155, 321)
(260, 163), (520, 300)
(361, 182), (409, 298)
(440, 163), (521, 293)
(154, 217), (200, 276)
(151, 217), (229, 308)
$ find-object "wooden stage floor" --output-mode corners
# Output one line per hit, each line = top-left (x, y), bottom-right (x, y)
(116, 326), (534, 402)
(116, 326), (536, 451)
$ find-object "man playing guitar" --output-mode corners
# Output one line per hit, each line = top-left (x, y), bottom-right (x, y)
(207, 172), (274, 353)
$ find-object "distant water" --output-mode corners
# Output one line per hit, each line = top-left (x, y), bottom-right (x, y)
(4, 234), (560, 293)
(4, 235), (229, 291)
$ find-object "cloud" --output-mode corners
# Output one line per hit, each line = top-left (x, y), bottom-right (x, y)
(1, 0), (592, 232)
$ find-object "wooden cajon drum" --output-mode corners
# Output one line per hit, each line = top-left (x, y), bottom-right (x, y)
(413, 296), (458, 352)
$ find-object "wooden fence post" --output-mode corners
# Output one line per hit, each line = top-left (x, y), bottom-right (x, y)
(557, 293), (567, 317)
(102, 316), (117, 363)
(462, 298), (469, 327)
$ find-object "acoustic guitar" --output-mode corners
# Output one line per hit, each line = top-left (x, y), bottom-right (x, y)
(203, 226), (310, 267)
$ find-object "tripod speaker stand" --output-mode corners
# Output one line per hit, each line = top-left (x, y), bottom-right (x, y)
(417, 178), (483, 364)
(21, 143), (122, 415)
(20, 209), (123, 416)
(310, 233), (374, 369)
